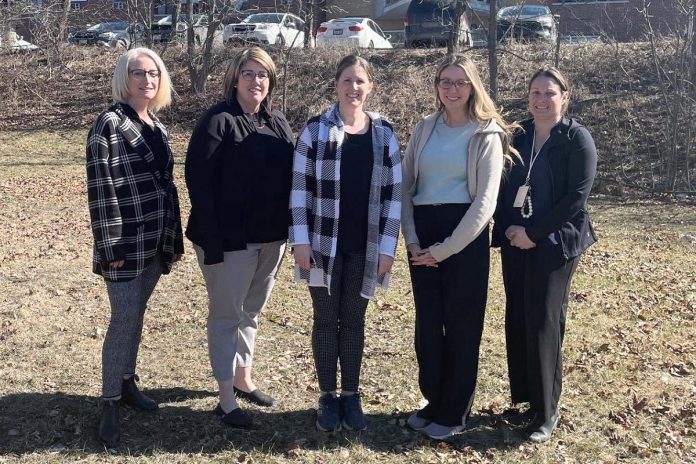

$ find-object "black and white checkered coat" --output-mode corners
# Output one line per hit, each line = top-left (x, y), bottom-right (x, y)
(289, 103), (402, 299)
(86, 103), (184, 282)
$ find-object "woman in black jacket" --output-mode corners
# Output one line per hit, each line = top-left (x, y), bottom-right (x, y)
(493, 66), (597, 443)
(185, 47), (294, 429)
(86, 47), (184, 447)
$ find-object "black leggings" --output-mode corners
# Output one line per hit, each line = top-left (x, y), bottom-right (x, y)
(309, 251), (369, 393)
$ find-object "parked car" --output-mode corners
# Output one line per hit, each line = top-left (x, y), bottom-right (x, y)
(152, 14), (223, 46)
(497, 4), (558, 42)
(404, 0), (473, 48)
(316, 17), (392, 49)
(0, 33), (39, 51)
(224, 13), (304, 47)
(106, 23), (146, 49)
(69, 22), (130, 45)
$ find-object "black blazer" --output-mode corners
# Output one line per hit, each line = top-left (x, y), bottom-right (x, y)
(185, 95), (295, 265)
(86, 103), (184, 281)
(492, 117), (597, 259)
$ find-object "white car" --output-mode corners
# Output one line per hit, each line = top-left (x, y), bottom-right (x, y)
(0, 33), (38, 51)
(316, 17), (392, 49)
(152, 14), (223, 47)
(224, 13), (305, 47)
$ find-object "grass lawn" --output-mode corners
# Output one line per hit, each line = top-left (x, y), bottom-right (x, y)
(0, 130), (694, 463)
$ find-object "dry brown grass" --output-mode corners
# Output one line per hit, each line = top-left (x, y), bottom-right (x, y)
(0, 43), (695, 463)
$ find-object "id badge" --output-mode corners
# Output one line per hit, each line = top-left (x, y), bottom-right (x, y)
(513, 185), (530, 208)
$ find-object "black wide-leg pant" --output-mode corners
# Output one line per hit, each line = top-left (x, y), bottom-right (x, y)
(409, 204), (489, 427)
(500, 242), (580, 423)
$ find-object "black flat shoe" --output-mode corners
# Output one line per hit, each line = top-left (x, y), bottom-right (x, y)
(98, 400), (120, 447)
(505, 408), (537, 427)
(528, 410), (560, 443)
(218, 405), (253, 429)
(121, 375), (158, 411)
(234, 387), (277, 408)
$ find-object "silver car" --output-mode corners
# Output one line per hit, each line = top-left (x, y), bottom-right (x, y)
(497, 5), (558, 42)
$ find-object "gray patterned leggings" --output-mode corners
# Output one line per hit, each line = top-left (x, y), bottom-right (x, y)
(309, 251), (369, 393)
(102, 257), (163, 399)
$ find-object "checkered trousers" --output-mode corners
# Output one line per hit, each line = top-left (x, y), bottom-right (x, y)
(289, 103), (402, 299)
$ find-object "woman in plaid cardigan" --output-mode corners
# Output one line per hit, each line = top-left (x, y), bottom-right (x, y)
(86, 48), (183, 447)
(289, 55), (401, 432)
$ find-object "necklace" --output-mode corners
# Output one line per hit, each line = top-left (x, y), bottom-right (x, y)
(520, 129), (550, 219)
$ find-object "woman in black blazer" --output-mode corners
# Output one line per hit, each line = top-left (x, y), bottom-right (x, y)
(493, 66), (597, 443)
(86, 47), (183, 447)
(185, 47), (295, 429)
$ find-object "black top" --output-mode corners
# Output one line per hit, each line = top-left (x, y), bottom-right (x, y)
(493, 117), (598, 259)
(184, 95), (295, 265)
(122, 104), (169, 176)
(501, 130), (558, 246)
(337, 123), (373, 253)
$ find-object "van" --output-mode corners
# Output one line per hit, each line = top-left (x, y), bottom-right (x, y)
(404, 0), (472, 48)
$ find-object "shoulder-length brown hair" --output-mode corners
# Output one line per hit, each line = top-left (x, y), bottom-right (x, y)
(222, 47), (277, 109)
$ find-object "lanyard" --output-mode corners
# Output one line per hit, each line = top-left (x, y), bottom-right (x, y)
(525, 130), (550, 185)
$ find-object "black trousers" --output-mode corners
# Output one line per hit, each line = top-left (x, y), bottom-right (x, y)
(500, 242), (580, 423)
(409, 204), (489, 427)
(309, 251), (369, 393)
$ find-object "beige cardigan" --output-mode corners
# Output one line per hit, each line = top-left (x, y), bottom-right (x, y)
(401, 112), (504, 262)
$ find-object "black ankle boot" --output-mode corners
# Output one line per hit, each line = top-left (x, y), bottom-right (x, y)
(98, 400), (120, 447)
(121, 375), (158, 411)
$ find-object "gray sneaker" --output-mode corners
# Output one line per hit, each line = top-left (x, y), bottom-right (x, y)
(422, 422), (465, 440)
(316, 393), (341, 432)
(406, 412), (430, 431)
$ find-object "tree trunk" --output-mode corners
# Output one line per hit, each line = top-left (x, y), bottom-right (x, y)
(302, 0), (315, 48)
(447, 1), (466, 57)
(58, 0), (70, 43)
(488, 0), (498, 103)
(171, 0), (181, 44)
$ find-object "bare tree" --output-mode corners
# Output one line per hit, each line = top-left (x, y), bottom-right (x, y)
(488, 0), (497, 103)
(640, 0), (695, 191)
(446, 0), (467, 56)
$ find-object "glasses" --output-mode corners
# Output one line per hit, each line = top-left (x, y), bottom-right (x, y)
(129, 69), (161, 79)
(240, 70), (270, 81)
(438, 79), (471, 90)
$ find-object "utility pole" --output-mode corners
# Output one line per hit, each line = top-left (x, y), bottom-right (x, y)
(488, 0), (498, 103)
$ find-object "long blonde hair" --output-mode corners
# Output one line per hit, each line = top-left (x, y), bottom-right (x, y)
(434, 55), (519, 167)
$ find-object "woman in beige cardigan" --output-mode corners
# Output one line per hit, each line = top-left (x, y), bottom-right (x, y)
(401, 56), (517, 440)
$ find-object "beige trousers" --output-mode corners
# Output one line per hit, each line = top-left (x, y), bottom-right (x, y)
(194, 241), (285, 382)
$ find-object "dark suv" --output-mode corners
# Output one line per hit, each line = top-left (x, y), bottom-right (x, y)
(404, 0), (472, 48)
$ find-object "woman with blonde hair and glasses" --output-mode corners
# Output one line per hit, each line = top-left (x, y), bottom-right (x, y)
(185, 47), (294, 429)
(86, 47), (183, 447)
(401, 55), (518, 440)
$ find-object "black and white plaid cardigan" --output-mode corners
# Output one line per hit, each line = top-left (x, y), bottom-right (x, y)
(86, 103), (184, 282)
(289, 103), (402, 299)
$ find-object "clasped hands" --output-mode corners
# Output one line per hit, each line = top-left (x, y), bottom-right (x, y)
(407, 244), (439, 268)
(505, 225), (536, 249)
(293, 244), (394, 276)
